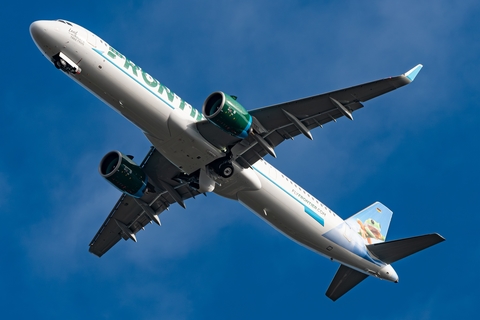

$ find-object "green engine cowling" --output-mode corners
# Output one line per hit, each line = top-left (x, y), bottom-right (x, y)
(99, 151), (148, 198)
(202, 92), (252, 138)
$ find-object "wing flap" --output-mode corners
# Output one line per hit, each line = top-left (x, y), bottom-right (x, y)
(88, 193), (167, 257)
(326, 264), (368, 301)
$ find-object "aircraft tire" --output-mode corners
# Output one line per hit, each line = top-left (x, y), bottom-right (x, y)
(219, 163), (234, 178)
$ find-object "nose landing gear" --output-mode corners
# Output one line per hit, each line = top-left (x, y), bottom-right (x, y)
(52, 52), (81, 74)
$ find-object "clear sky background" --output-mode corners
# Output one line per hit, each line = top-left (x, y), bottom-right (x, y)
(1, 1), (479, 319)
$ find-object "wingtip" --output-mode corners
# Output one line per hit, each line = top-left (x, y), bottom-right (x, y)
(433, 233), (446, 242)
(404, 64), (423, 82)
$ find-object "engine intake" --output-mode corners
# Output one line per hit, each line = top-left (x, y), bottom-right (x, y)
(202, 92), (252, 138)
(99, 151), (148, 198)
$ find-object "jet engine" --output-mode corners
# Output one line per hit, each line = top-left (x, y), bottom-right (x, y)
(202, 92), (252, 138)
(99, 151), (149, 198)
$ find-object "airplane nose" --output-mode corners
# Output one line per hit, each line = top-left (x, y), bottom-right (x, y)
(30, 20), (64, 57)
(30, 20), (48, 51)
(30, 20), (46, 44)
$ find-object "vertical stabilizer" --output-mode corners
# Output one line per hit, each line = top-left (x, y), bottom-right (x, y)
(345, 202), (393, 245)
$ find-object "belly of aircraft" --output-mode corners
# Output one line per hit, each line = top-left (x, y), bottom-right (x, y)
(223, 170), (385, 274)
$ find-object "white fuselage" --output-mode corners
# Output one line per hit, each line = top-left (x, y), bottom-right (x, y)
(30, 19), (397, 282)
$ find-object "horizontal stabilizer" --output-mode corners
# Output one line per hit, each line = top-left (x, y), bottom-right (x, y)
(366, 233), (445, 264)
(326, 265), (368, 301)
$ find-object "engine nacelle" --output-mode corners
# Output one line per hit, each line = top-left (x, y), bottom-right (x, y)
(202, 92), (252, 138)
(99, 151), (148, 198)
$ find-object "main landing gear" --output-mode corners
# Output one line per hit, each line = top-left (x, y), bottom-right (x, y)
(174, 157), (235, 193)
(217, 162), (234, 178)
(210, 157), (234, 178)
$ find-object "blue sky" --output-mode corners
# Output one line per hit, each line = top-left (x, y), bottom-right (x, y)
(1, 0), (479, 318)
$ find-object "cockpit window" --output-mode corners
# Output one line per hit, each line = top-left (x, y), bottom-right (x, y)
(56, 19), (73, 26)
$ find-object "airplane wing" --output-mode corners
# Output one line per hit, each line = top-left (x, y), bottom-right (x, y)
(197, 65), (422, 167)
(89, 147), (201, 257)
(326, 264), (368, 301)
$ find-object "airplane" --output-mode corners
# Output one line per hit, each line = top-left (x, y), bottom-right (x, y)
(30, 19), (444, 301)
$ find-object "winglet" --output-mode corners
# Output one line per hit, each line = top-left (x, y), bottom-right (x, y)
(404, 64), (423, 82)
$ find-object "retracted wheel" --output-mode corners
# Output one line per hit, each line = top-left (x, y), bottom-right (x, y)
(55, 58), (66, 69)
(219, 162), (234, 178)
(52, 52), (81, 74)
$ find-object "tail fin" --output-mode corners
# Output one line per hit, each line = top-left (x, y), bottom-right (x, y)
(345, 202), (393, 245)
(367, 233), (445, 264)
(325, 202), (444, 301)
